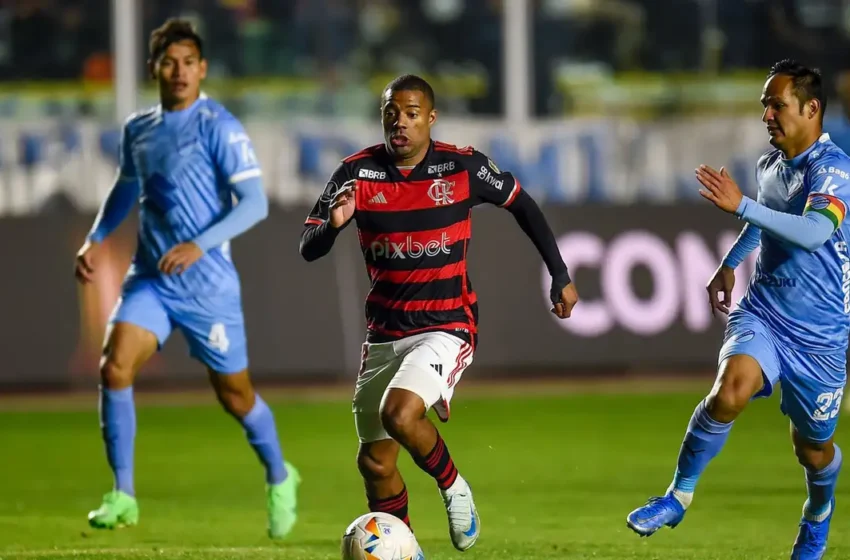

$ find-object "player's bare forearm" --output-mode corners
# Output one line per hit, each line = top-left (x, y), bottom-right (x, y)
(506, 190), (571, 286)
(299, 222), (341, 262)
(737, 197), (834, 252)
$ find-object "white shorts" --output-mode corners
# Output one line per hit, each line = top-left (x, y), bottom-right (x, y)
(352, 331), (474, 443)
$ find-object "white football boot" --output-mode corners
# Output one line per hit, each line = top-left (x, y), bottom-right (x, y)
(440, 474), (480, 551)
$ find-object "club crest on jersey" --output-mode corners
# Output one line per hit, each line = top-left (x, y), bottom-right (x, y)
(428, 179), (455, 206)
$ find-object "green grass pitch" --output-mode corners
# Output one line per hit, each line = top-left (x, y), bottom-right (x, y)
(0, 385), (848, 559)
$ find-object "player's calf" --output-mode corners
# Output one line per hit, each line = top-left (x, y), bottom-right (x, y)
(380, 389), (458, 490)
(210, 369), (289, 484)
(790, 432), (842, 559)
(89, 321), (157, 528)
(380, 388), (480, 551)
(94, 337), (142, 521)
(358, 440), (411, 528)
(209, 369), (297, 538)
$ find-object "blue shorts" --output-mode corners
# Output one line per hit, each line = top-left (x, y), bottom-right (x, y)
(108, 280), (248, 374)
(720, 309), (846, 443)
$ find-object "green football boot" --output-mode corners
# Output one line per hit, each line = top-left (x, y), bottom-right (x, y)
(267, 462), (301, 539)
(88, 490), (139, 529)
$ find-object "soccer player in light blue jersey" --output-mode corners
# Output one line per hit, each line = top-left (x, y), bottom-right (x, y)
(73, 19), (299, 538)
(626, 60), (849, 559)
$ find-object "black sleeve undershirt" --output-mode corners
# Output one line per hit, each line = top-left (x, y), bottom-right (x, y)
(505, 190), (572, 300)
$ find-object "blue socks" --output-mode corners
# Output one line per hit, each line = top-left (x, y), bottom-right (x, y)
(100, 388), (286, 495)
(99, 386), (136, 496)
(805, 444), (842, 521)
(241, 395), (287, 485)
(669, 398), (734, 507)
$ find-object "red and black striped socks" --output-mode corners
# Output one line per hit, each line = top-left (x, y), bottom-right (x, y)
(414, 434), (459, 491)
(369, 486), (410, 528)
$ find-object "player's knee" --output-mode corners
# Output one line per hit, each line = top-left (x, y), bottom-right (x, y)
(99, 358), (133, 390)
(379, 395), (424, 440)
(706, 357), (762, 422)
(357, 449), (396, 481)
(706, 384), (748, 421)
(209, 370), (255, 418)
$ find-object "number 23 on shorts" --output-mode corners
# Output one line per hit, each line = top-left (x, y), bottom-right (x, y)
(813, 388), (844, 421)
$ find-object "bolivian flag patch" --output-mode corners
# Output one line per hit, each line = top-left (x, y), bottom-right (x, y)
(804, 193), (847, 230)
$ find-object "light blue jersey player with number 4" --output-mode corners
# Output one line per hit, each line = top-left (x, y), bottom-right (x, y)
(626, 59), (850, 560)
(73, 19), (299, 539)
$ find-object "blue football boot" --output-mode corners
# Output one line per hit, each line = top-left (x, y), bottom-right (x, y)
(626, 492), (687, 537)
(791, 498), (835, 560)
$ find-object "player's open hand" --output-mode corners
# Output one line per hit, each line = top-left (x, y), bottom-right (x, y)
(330, 179), (357, 229)
(158, 242), (203, 275)
(551, 281), (578, 319)
(74, 239), (100, 284)
(706, 265), (736, 316)
(696, 165), (743, 214)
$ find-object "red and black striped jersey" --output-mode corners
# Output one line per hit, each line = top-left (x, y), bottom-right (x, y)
(303, 140), (522, 345)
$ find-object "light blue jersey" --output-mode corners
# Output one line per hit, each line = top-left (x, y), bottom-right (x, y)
(738, 133), (850, 353)
(721, 133), (850, 441)
(93, 93), (263, 297)
(89, 94), (268, 373)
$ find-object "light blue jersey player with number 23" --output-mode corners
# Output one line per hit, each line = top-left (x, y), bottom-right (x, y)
(73, 18), (299, 539)
(626, 59), (850, 560)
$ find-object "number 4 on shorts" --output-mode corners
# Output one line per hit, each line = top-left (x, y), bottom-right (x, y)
(208, 322), (230, 353)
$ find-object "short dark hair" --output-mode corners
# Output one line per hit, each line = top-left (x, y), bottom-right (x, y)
(149, 18), (204, 62)
(383, 74), (435, 108)
(767, 58), (826, 117)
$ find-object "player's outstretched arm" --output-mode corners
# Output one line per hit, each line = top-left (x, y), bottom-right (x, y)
(299, 170), (356, 262)
(86, 121), (141, 245)
(506, 190), (577, 318)
(697, 164), (842, 252)
(76, 122), (140, 283)
(87, 177), (140, 245)
(736, 198), (834, 251)
(468, 151), (577, 318)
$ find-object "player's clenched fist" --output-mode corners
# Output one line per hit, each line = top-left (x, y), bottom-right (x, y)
(330, 179), (357, 229)
(706, 264), (735, 316)
(550, 281), (579, 319)
(75, 239), (100, 284)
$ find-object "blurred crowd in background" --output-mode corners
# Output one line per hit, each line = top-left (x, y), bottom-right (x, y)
(3, 0), (850, 118)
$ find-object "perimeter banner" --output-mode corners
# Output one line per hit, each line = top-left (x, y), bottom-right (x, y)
(0, 204), (759, 388)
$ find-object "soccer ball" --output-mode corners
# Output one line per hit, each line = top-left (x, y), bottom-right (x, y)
(341, 512), (425, 560)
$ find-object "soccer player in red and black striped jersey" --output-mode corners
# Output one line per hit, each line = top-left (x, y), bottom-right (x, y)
(299, 75), (578, 551)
